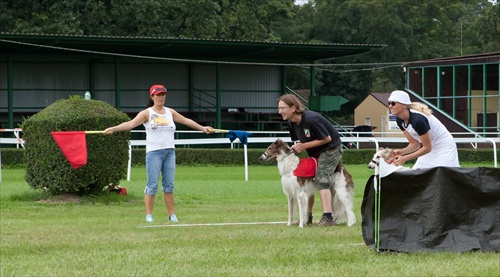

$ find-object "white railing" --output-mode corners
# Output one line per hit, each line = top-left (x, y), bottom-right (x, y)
(1, 129), (498, 183)
(126, 133), (497, 181)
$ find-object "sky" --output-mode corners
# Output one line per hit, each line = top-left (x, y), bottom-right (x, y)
(295, 0), (309, 5)
(295, 0), (497, 4)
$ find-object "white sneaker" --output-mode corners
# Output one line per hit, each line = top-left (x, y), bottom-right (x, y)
(146, 214), (154, 222)
(168, 214), (179, 222)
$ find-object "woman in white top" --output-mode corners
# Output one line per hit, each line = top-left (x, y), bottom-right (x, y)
(388, 90), (459, 169)
(105, 85), (214, 223)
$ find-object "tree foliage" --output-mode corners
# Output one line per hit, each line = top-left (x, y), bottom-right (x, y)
(0, 0), (294, 40)
(274, 0), (499, 119)
(1, 0), (497, 121)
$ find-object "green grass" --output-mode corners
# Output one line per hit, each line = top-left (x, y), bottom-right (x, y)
(1, 164), (498, 276)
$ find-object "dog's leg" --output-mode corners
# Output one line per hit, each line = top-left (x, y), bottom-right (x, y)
(297, 190), (308, 228)
(287, 196), (295, 226)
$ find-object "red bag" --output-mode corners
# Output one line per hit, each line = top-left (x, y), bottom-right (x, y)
(293, 157), (319, 177)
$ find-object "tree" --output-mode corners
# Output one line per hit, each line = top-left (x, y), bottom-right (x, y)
(310, 0), (413, 118)
(471, 2), (500, 53)
(0, 0), (296, 41)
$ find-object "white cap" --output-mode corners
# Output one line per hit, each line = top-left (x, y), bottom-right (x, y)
(388, 90), (411, 105)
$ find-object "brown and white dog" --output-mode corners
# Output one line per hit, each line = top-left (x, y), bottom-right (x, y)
(258, 139), (356, 228)
(367, 147), (411, 171)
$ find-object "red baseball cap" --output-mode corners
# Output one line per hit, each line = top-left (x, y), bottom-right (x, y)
(150, 85), (167, 96)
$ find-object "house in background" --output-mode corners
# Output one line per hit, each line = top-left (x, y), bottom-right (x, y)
(354, 93), (399, 137)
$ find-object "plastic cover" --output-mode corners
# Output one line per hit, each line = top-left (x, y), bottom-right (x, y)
(361, 167), (500, 252)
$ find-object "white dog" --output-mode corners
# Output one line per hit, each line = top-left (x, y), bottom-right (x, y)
(367, 147), (411, 171)
(259, 139), (356, 228)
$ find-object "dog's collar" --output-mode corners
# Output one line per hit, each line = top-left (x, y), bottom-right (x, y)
(283, 146), (295, 157)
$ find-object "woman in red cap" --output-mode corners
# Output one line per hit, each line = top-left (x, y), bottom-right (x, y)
(105, 84), (214, 223)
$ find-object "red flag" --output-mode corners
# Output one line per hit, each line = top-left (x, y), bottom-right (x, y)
(51, 131), (87, 169)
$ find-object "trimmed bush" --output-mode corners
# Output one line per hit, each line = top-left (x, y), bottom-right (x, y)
(21, 96), (130, 195)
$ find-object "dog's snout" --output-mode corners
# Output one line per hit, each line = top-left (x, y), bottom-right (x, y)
(367, 160), (377, 169)
(258, 154), (267, 162)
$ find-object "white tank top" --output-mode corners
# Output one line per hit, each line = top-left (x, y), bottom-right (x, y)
(143, 107), (176, 152)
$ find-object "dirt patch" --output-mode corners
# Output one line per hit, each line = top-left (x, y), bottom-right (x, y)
(37, 194), (80, 204)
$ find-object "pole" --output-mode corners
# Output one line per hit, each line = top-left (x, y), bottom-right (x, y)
(244, 144), (248, 181)
(84, 131), (105, 134)
(460, 22), (463, 56)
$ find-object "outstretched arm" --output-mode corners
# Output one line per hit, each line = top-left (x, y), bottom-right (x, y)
(170, 108), (214, 134)
(104, 110), (148, 134)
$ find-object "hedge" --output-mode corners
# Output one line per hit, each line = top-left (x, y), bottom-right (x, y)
(2, 148), (498, 167)
(18, 96), (130, 195)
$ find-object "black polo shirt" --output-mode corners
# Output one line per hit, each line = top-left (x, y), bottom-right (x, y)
(288, 110), (341, 157)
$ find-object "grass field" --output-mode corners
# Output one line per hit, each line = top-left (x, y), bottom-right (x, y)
(1, 164), (498, 276)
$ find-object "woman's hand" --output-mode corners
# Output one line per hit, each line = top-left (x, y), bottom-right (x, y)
(393, 154), (407, 166)
(203, 126), (215, 134)
(104, 127), (115, 135)
(291, 143), (304, 153)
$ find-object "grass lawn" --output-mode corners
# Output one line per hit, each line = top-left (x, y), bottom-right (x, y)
(1, 163), (498, 276)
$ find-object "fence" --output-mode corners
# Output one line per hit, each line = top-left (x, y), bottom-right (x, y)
(1, 129), (498, 183)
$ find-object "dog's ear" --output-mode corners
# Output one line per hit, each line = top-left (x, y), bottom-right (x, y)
(277, 139), (286, 147)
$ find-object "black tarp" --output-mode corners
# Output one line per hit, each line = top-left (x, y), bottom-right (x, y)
(361, 167), (500, 252)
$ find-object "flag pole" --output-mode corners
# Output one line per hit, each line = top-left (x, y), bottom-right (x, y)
(212, 129), (229, 133)
(84, 131), (106, 134)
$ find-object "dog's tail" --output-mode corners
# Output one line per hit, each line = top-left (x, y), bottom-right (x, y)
(335, 161), (354, 189)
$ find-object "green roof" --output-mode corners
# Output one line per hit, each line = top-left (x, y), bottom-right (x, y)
(0, 33), (385, 64)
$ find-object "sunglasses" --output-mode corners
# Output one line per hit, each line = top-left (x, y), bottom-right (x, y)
(388, 101), (398, 107)
(151, 87), (167, 94)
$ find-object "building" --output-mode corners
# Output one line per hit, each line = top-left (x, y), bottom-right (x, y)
(404, 52), (499, 137)
(355, 52), (499, 139)
(0, 33), (384, 133)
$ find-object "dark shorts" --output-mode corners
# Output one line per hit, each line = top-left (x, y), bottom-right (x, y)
(314, 145), (342, 190)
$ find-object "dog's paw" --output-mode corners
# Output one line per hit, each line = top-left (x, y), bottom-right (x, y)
(347, 212), (356, 227)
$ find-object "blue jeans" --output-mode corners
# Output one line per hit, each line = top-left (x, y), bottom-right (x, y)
(144, 148), (176, 196)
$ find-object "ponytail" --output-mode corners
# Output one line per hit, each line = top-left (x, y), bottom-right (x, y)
(147, 98), (154, 108)
(409, 102), (432, 116)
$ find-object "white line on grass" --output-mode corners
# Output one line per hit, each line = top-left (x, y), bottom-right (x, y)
(139, 221), (288, 228)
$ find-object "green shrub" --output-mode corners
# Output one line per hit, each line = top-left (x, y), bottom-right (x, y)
(458, 148), (498, 164)
(21, 96), (130, 195)
(0, 148), (25, 167)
